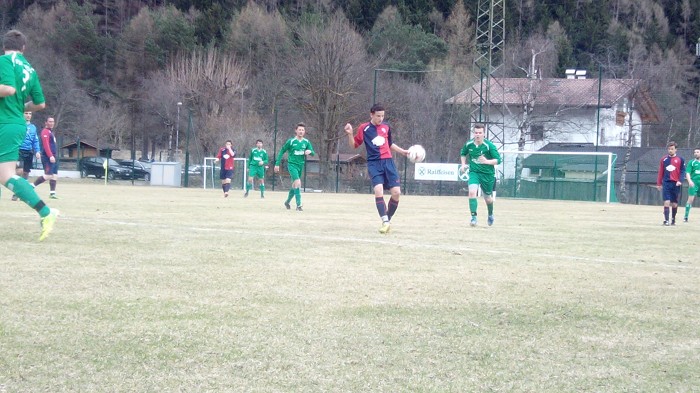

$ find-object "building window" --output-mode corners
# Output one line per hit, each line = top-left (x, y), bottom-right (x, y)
(530, 125), (544, 141)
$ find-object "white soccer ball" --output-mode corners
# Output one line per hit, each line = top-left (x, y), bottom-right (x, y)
(408, 145), (426, 163)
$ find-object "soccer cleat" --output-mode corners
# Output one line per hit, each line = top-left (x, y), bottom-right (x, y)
(260, 195), (265, 199)
(684, 218), (688, 222)
(244, 191), (249, 198)
(671, 219), (676, 226)
(663, 220), (670, 226)
(379, 221), (391, 234)
(470, 216), (477, 227)
(296, 206), (303, 211)
(487, 215), (494, 226)
(49, 194), (59, 199)
(284, 201), (291, 210)
(11, 194), (18, 201)
(39, 208), (59, 241)
(224, 192), (229, 198)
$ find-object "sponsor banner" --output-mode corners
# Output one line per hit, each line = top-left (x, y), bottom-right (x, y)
(415, 163), (460, 181)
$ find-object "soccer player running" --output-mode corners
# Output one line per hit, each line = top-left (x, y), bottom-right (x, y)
(11, 110), (40, 201)
(656, 141), (685, 226)
(33, 117), (59, 199)
(214, 139), (236, 197)
(274, 122), (314, 211)
(0, 29), (57, 240)
(683, 147), (700, 222)
(460, 123), (501, 227)
(344, 104), (409, 234)
(245, 139), (268, 198)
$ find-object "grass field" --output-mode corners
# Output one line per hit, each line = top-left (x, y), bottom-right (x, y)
(1, 181), (699, 392)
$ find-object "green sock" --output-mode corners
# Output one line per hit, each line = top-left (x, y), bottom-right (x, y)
(260, 184), (265, 196)
(246, 182), (252, 191)
(487, 202), (494, 215)
(469, 198), (477, 215)
(685, 203), (691, 218)
(294, 188), (301, 206)
(6, 176), (50, 217)
(286, 189), (294, 203)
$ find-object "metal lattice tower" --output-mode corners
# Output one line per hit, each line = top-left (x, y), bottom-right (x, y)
(471, 0), (506, 149)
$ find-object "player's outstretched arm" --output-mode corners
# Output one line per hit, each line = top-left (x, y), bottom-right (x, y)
(391, 144), (409, 157)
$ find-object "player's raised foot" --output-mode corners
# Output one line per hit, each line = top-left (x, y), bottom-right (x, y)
(662, 220), (670, 226)
(49, 194), (59, 199)
(470, 216), (477, 227)
(244, 191), (249, 198)
(487, 215), (494, 226)
(296, 206), (303, 212)
(39, 208), (60, 241)
(379, 221), (391, 234)
(11, 194), (18, 201)
(284, 201), (291, 210)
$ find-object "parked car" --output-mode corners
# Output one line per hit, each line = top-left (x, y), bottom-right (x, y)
(117, 159), (151, 181)
(78, 157), (133, 180)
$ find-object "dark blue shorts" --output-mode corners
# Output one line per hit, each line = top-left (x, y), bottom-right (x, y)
(367, 158), (401, 189)
(220, 169), (234, 180)
(662, 181), (681, 203)
(40, 155), (58, 175)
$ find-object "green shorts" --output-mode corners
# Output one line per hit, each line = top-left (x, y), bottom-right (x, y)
(468, 171), (496, 196)
(0, 123), (24, 163)
(690, 182), (700, 197)
(249, 164), (265, 179)
(287, 163), (304, 181)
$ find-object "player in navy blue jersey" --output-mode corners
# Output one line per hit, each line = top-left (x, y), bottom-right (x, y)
(344, 103), (409, 234)
(656, 141), (685, 226)
(214, 140), (236, 197)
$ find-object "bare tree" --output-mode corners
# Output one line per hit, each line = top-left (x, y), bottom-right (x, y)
(287, 12), (369, 178)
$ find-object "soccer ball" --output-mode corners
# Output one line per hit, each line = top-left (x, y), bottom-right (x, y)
(407, 145), (426, 163)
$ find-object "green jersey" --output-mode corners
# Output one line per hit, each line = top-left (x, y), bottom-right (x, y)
(276, 137), (315, 166)
(687, 159), (700, 182)
(460, 138), (501, 175)
(0, 52), (45, 125)
(248, 147), (269, 167)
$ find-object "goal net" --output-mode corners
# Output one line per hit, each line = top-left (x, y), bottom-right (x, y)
(202, 157), (248, 190)
(498, 150), (617, 203)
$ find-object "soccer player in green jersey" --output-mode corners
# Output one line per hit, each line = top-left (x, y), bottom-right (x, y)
(274, 123), (315, 211)
(459, 123), (501, 227)
(245, 139), (269, 198)
(0, 29), (58, 240)
(684, 148), (700, 222)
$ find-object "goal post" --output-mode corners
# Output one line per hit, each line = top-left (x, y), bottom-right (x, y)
(203, 157), (248, 190)
(499, 150), (617, 203)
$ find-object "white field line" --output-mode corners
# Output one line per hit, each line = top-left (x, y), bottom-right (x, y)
(45, 214), (699, 271)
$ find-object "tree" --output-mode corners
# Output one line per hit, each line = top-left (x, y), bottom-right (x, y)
(288, 12), (370, 179)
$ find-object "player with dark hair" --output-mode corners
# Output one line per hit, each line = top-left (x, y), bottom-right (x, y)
(11, 110), (40, 201)
(460, 123), (501, 227)
(683, 147), (700, 222)
(656, 141), (685, 226)
(214, 139), (236, 197)
(274, 123), (314, 211)
(33, 117), (59, 199)
(245, 139), (268, 198)
(344, 103), (409, 234)
(0, 29), (57, 240)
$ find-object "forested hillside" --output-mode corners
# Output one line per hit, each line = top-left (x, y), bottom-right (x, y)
(2, 0), (700, 171)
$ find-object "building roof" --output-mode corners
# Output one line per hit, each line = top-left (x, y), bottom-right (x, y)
(446, 77), (661, 123)
(62, 139), (120, 151)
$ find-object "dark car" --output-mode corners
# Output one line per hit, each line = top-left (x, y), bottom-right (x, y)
(78, 157), (133, 180)
(117, 159), (151, 181)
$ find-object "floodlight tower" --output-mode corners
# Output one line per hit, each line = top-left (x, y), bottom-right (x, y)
(471, 0), (506, 150)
